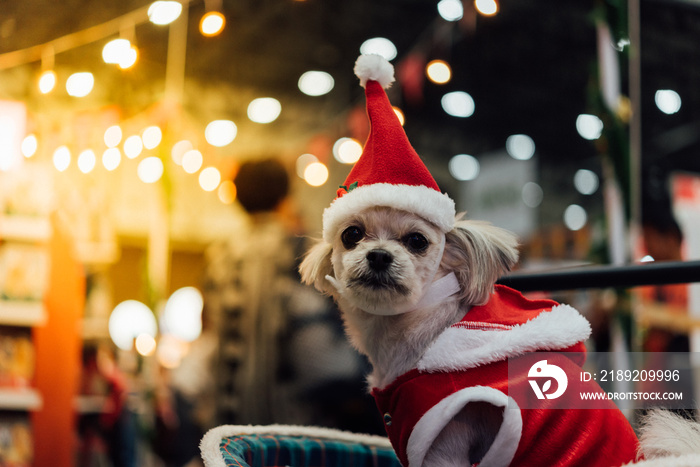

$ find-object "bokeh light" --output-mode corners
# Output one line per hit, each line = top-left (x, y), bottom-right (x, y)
(199, 166), (221, 191)
(171, 140), (193, 165)
(109, 300), (157, 351)
(218, 180), (236, 204)
(66, 72), (94, 97)
(102, 148), (121, 171)
(655, 89), (681, 115)
(247, 98), (282, 124)
(441, 91), (475, 117)
(53, 146), (71, 172)
(21, 135), (38, 158)
(78, 149), (96, 174)
(564, 204), (587, 231)
(137, 156), (164, 183)
(576, 114), (603, 140)
(437, 0), (464, 21)
(522, 182), (543, 208)
(182, 149), (203, 173)
(359, 37), (397, 61)
(148, 1), (182, 25)
(475, 0), (499, 16)
(426, 60), (451, 84)
(574, 169), (599, 195)
(505, 134), (535, 161)
(142, 126), (162, 149)
(449, 154), (480, 181)
(200, 11), (226, 36)
(104, 125), (123, 148)
(161, 287), (204, 342)
(205, 120), (237, 146)
(124, 135), (144, 159)
(298, 71), (335, 96)
(296, 153), (319, 178)
(303, 161), (329, 186)
(38, 70), (56, 94)
(332, 138), (363, 164)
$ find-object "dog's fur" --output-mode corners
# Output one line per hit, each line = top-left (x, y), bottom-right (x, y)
(300, 207), (518, 464)
(300, 206), (700, 466)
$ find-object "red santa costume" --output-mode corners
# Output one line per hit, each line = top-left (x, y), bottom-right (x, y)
(372, 285), (640, 467)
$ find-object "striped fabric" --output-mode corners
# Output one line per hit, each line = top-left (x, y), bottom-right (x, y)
(218, 433), (402, 467)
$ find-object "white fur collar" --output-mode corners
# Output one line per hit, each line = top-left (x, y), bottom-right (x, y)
(416, 303), (591, 374)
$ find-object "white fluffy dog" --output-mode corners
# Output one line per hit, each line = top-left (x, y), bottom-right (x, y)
(297, 53), (700, 467)
(300, 208), (518, 465)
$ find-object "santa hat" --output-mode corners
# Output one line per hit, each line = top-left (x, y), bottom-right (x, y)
(322, 54), (456, 243)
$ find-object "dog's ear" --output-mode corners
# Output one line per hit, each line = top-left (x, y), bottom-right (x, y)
(443, 219), (519, 306)
(299, 240), (335, 295)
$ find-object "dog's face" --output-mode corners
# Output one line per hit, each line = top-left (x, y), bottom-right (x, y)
(329, 206), (445, 314)
(300, 207), (519, 313)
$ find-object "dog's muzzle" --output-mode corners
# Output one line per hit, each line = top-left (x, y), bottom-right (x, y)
(325, 234), (461, 316)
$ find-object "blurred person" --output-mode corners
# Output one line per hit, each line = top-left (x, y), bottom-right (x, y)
(203, 158), (380, 432)
(79, 345), (137, 467)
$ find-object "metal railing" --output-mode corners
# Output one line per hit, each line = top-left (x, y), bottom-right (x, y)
(497, 260), (700, 292)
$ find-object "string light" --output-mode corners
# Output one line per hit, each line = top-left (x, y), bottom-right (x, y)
(148, 1), (183, 25)
(200, 11), (226, 36)
(332, 138), (362, 164)
(247, 98), (281, 124)
(102, 148), (122, 171)
(393, 106), (405, 126)
(137, 156), (164, 183)
(205, 120), (237, 146)
(77, 149), (97, 173)
(426, 60), (451, 84)
(53, 146), (71, 172)
(474, 0), (499, 16)
(303, 161), (329, 187)
(142, 125), (162, 149)
(217, 180), (236, 204)
(198, 166), (221, 191)
(124, 135), (144, 158)
(298, 71), (334, 96)
(296, 153), (318, 178)
(182, 149), (203, 173)
(66, 72), (94, 97)
(104, 125), (123, 148)
(38, 70), (57, 94)
(21, 135), (38, 158)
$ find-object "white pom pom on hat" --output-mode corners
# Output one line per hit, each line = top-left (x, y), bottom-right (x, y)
(353, 54), (395, 89)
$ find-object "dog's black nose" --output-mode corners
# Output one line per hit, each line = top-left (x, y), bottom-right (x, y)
(367, 249), (393, 271)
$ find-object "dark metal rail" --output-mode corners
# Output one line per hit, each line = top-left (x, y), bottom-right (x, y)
(497, 260), (700, 292)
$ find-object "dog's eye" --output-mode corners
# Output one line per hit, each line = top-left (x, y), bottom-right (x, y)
(403, 233), (429, 253)
(341, 226), (364, 249)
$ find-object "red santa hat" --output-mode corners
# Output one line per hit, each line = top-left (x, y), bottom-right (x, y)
(322, 54), (456, 243)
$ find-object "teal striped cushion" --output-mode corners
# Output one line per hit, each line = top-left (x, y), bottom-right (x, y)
(219, 433), (401, 467)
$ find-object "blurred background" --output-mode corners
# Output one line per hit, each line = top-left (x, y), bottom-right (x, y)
(1, 0), (700, 466)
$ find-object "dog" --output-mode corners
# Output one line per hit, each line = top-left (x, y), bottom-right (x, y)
(300, 207), (700, 466)
(297, 53), (700, 467)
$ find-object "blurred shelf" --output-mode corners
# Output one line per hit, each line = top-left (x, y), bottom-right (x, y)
(0, 215), (51, 243)
(0, 300), (47, 326)
(0, 388), (42, 411)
